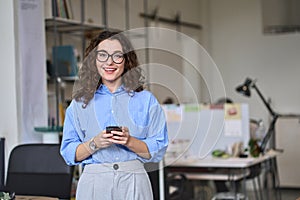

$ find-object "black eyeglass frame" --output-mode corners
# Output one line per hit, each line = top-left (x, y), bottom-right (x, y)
(95, 50), (125, 64)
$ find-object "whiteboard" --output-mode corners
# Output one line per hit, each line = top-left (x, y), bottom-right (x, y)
(162, 103), (249, 159)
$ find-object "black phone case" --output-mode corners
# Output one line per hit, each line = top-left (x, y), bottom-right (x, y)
(106, 126), (122, 133)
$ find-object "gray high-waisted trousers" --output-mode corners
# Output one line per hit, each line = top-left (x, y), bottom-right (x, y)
(76, 160), (154, 200)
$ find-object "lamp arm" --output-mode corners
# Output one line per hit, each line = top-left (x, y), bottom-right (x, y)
(260, 115), (278, 153)
(252, 84), (276, 117)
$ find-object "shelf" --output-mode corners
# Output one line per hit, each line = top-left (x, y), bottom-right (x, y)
(60, 76), (79, 82)
(47, 76), (78, 83)
(34, 126), (63, 133)
(45, 17), (105, 34)
(44, 1), (148, 131)
(264, 25), (300, 34)
(34, 126), (63, 144)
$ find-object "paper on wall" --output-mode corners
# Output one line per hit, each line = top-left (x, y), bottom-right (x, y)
(162, 104), (183, 122)
(224, 103), (242, 137)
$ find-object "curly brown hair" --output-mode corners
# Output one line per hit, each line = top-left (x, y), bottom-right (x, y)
(72, 30), (145, 107)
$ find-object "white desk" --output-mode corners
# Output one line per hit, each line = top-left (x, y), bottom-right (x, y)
(162, 151), (279, 200)
(166, 156), (267, 168)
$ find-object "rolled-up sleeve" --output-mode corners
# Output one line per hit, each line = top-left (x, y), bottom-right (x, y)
(139, 101), (169, 163)
(60, 103), (84, 165)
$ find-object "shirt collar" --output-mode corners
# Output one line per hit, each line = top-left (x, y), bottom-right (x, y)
(96, 84), (126, 95)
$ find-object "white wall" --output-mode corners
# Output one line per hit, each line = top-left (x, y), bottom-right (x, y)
(0, 0), (48, 178)
(208, 0), (300, 127)
(0, 0), (19, 174)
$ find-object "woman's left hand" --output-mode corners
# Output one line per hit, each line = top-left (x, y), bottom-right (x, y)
(111, 126), (151, 159)
(110, 126), (131, 146)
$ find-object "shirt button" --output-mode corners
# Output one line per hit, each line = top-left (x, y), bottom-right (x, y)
(113, 164), (119, 170)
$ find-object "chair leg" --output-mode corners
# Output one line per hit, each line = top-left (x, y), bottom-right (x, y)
(252, 179), (259, 200)
(251, 176), (264, 200)
(257, 176), (263, 200)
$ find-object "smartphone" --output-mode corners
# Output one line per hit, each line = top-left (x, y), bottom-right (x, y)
(106, 126), (122, 137)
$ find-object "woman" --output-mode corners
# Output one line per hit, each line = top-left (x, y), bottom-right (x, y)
(60, 30), (169, 199)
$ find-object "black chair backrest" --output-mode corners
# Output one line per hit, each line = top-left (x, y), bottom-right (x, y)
(5, 144), (74, 199)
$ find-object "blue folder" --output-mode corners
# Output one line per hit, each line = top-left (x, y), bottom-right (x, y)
(52, 45), (78, 77)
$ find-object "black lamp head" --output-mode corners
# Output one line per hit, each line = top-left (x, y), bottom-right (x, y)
(236, 78), (253, 97)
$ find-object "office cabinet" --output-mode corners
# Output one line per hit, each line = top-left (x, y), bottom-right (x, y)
(276, 117), (300, 188)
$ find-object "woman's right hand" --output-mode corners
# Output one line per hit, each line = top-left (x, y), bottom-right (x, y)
(76, 130), (113, 162)
(93, 129), (113, 149)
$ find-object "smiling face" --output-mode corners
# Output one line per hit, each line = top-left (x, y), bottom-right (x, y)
(96, 39), (125, 91)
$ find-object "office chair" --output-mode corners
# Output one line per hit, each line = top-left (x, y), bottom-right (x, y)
(211, 164), (263, 200)
(166, 172), (192, 200)
(5, 143), (74, 200)
(246, 164), (263, 200)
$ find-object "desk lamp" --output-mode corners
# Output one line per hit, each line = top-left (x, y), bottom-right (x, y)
(236, 77), (300, 199)
(236, 78), (279, 153)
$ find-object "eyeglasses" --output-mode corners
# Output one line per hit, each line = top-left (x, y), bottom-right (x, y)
(96, 50), (124, 64)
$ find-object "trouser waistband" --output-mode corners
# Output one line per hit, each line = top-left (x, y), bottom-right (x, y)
(83, 160), (145, 173)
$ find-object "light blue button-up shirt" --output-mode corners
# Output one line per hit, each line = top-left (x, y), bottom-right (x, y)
(60, 84), (169, 165)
